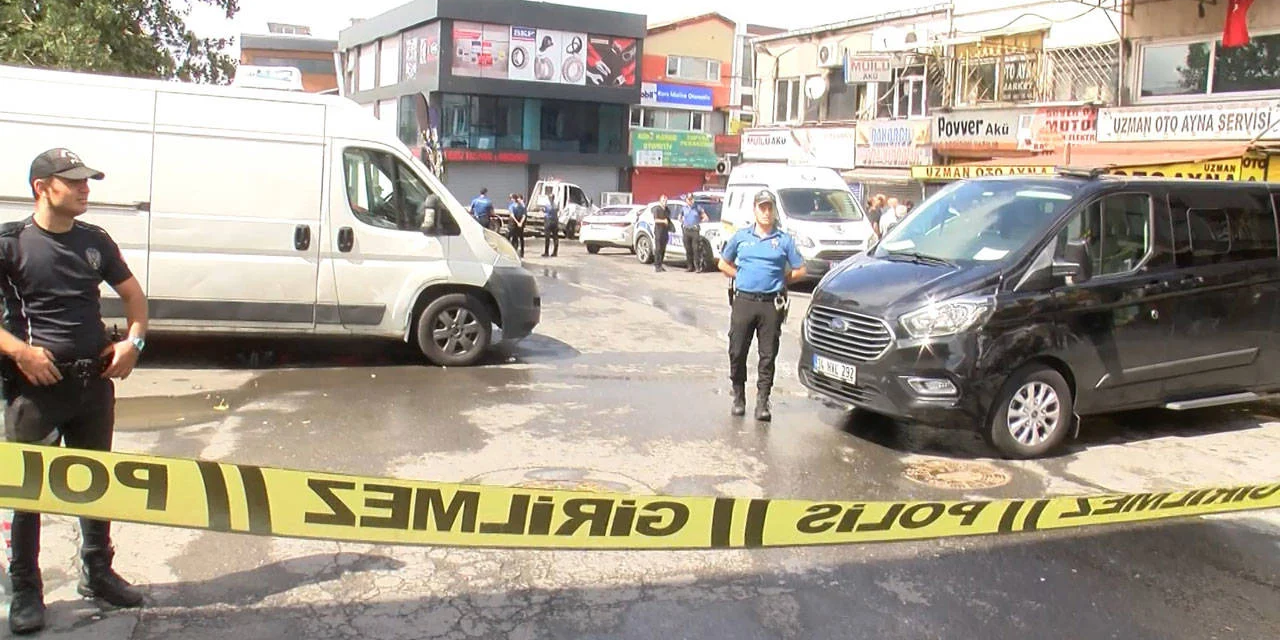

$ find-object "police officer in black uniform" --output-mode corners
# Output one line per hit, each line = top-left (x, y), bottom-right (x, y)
(1, 149), (150, 634)
(718, 190), (805, 421)
(651, 195), (672, 272)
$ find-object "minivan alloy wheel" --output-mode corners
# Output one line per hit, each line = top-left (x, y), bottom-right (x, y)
(433, 307), (482, 357)
(1007, 381), (1061, 446)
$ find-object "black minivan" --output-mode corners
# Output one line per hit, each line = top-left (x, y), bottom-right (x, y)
(799, 172), (1280, 458)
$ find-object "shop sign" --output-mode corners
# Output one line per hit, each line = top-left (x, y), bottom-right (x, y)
(855, 120), (932, 167)
(640, 82), (714, 111)
(933, 109), (1026, 153)
(443, 149), (530, 163)
(1108, 156), (1269, 181)
(1017, 107), (1097, 151)
(741, 127), (857, 169)
(714, 134), (740, 155)
(845, 55), (893, 83)
(402, 22), (442, 82)
(631, 130), (717, 169)
(910, 165), (1054, 180)
(1097, 100), (1280, 142)
(451, 22), (635, 88)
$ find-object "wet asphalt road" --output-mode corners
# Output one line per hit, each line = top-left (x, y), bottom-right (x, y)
(5, 239), (1278, 640)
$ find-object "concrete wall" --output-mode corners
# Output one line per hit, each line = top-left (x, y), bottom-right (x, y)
(647, 18), (735, 63)
(1129, 0), (1280, 40)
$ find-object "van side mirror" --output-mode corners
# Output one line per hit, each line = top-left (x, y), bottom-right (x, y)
(1053, 239), (1092, 283)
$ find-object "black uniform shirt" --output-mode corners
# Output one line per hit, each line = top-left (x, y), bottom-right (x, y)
(652, 204), (671, 225)
(0, 218), (132, 361)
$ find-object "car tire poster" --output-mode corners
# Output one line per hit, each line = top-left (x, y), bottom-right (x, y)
(586, 36), (636, 87)
(509, 26), (537, 82)
(533, 29), (563, 83)
(452, 22), (509, 79)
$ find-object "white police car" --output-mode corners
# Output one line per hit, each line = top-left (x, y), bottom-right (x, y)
(631, 192), (727, 272)
(580, 204), (644, 254)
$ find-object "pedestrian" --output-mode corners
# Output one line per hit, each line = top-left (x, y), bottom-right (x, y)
(883, 197), (903, 234)
(718, 190), (805, 422)
(542, 195), (559, 257)
(680, 194), (708, 272)
(469, 187), (493, 230)
(867, 193), (886, 237)
(507, 193), (526, 257)
(1, 149), (149, 634)
(651, 195), (671, 272)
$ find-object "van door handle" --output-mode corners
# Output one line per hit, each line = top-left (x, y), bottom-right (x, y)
(337, 227), (354, 253)
(294, 225), (311, 251)
(1139, 280), (1169, 296)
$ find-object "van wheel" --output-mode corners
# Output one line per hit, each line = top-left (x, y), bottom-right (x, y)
(987, 364), (1073, 459)
(635, 235), (654, 264)
(586, 243), (601, 254)
(416, 293), (492, 367)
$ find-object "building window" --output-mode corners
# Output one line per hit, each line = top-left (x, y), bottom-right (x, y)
(740, 39), (754, 88)
(667, 55), (721, 82)
(1139, 32), (1280, 99)
(956, 33), (1043, 105)
(630, 108), (708, 132)
(825, 75), (856, 121)
(741, 93), (754, 108)
(894, 74), (926, 118)
(691, 112), (706, 132)
(775, 78), (800, 122)
(630, 107), (642, 127)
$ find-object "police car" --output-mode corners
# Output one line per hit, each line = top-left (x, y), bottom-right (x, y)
(580, 204), (644, 254)
(631, 192), (726, 272)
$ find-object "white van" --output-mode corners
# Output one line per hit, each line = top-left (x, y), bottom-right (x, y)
(723, 163), (873, 281)
(0, 65), (540, 367)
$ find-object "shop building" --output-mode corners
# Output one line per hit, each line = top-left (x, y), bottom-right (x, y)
(337, 0), (645, 205)
(239, 25), (339, 93)
(628, 13), (736, 202)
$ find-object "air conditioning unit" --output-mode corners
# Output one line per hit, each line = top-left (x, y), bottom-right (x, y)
(715, 155), (736, 176)
(817, 40), (843, 68)
(600, 191), (632, 206)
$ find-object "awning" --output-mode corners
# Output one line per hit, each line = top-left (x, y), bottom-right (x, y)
(966, 140), (1259, 168)
(840, 167), (914, 184)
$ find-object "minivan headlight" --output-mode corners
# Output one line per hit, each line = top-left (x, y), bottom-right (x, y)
(792, 232), (815, 248)
(484, 228), (520, 263)
(900, 296), (992, 339)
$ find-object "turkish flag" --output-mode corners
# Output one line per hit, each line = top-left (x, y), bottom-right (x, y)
(1223, 0), (1255, 48)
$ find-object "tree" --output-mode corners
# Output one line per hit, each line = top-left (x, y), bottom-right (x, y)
(0, 0), (240, 84)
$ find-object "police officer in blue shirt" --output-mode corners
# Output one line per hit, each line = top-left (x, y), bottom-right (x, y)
(718, 190), (805, 421)
(542, 196), (560, 257)
(469, 188), (493, 229)
(506, 193), (526, 257)
(680, 194), (708, 272)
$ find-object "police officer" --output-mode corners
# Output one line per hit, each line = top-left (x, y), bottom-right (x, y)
(718, 190), (805, 421)
(1, 149), (149, 634)
(507, 193), (526, 257)
(680, 194), (708, 272)
(542, 195), (560, 257)
(469, 187), (494, 229)
(651, 195), (672, 272)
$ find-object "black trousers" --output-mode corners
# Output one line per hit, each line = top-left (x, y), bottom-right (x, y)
(4, 374), (116, 578)
(543, 220), (559, 256)
(728, 296), (784, 393)
(508, 222), (525, 256)
(682, 229), (701, 270)
(653, 225), (669, 268)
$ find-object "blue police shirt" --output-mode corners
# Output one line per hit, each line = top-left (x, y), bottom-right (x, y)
(508, 200), (525, 222)
(681, 204), (704, 228)
(721, 227), (804, 294)
(544, 201), (559, 224)
(470, 195), (493, 224)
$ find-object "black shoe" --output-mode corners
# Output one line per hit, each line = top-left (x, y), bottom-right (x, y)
(79, 552), (145, 608)
(755, 393), (772, 422)
(8, 574), (45, 635)
(731, 386), (746, 416)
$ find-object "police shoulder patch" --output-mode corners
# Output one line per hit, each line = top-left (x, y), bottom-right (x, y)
(73, 220), (110, 236)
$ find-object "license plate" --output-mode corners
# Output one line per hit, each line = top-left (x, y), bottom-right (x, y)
(813, 355), (857, 384)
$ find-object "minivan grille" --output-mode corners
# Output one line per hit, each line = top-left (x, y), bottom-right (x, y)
(816, 250), (860, 262)
(805, 305), (893, 363)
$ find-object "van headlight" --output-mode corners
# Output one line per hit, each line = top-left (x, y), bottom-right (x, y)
(900, 296), (992, 339)
(484, 228), (520, 263)
(791, 232), (815, 248)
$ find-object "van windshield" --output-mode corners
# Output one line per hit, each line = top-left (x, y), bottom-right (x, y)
(778, 188), (864, 222)
(873, 180), (1074, 265)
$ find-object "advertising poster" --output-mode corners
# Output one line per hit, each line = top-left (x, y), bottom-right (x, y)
(532, 29), (564, 83)
(640, 82), (712, 110)
(855, 120), (932, 168)
(1097, 100), (1280, 142)
(630, 130), (717, 169)
(451, 22), (509, 79)
(1016, 107), (1097, 151)
(508, 26), (537, 82)
(587, 35), (637, 87)
(401, 22), (441, 82)
(561, 31), (588, 85)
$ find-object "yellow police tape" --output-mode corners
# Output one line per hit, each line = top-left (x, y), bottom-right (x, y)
(0, 443), (1276, 549)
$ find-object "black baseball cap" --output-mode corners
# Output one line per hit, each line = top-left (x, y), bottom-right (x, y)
(29, 148), (105, 184)
(754, 190), (776, 206)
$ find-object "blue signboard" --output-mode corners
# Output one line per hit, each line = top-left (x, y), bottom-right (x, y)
(640, 82), (714, 111)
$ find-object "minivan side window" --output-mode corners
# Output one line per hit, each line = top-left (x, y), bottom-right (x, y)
(1170, 190), (1277, 267)
(342, 148), (434, 231)
(1057, 193), (1152, 277)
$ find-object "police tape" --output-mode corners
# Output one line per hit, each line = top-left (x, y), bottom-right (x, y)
(0, 442), (1275, 550)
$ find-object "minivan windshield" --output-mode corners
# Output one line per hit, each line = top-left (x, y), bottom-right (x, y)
(873, 180), (1075, 265)
(778, 188), (864, 222)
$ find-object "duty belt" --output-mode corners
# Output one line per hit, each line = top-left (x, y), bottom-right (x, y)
(734, 290), (781, 301)
(55, 358), (108, 381)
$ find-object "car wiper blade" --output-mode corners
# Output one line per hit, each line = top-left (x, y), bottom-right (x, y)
(885, 251), (956, 267)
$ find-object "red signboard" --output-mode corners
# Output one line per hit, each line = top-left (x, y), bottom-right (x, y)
(443, 149), (530, 163)
(714, 134), (740, 155)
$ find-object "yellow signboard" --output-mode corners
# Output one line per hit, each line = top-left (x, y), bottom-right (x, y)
(910, 165), (1055, 181)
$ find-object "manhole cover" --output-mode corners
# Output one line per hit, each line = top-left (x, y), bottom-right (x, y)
(903, 460), (1011, 490)
(466, 467), (654, 494)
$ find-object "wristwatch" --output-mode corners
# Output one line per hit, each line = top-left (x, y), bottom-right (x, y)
(130, 336), (146, 353)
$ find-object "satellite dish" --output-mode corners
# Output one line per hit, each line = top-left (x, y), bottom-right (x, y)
(804, 75), (828, 101)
